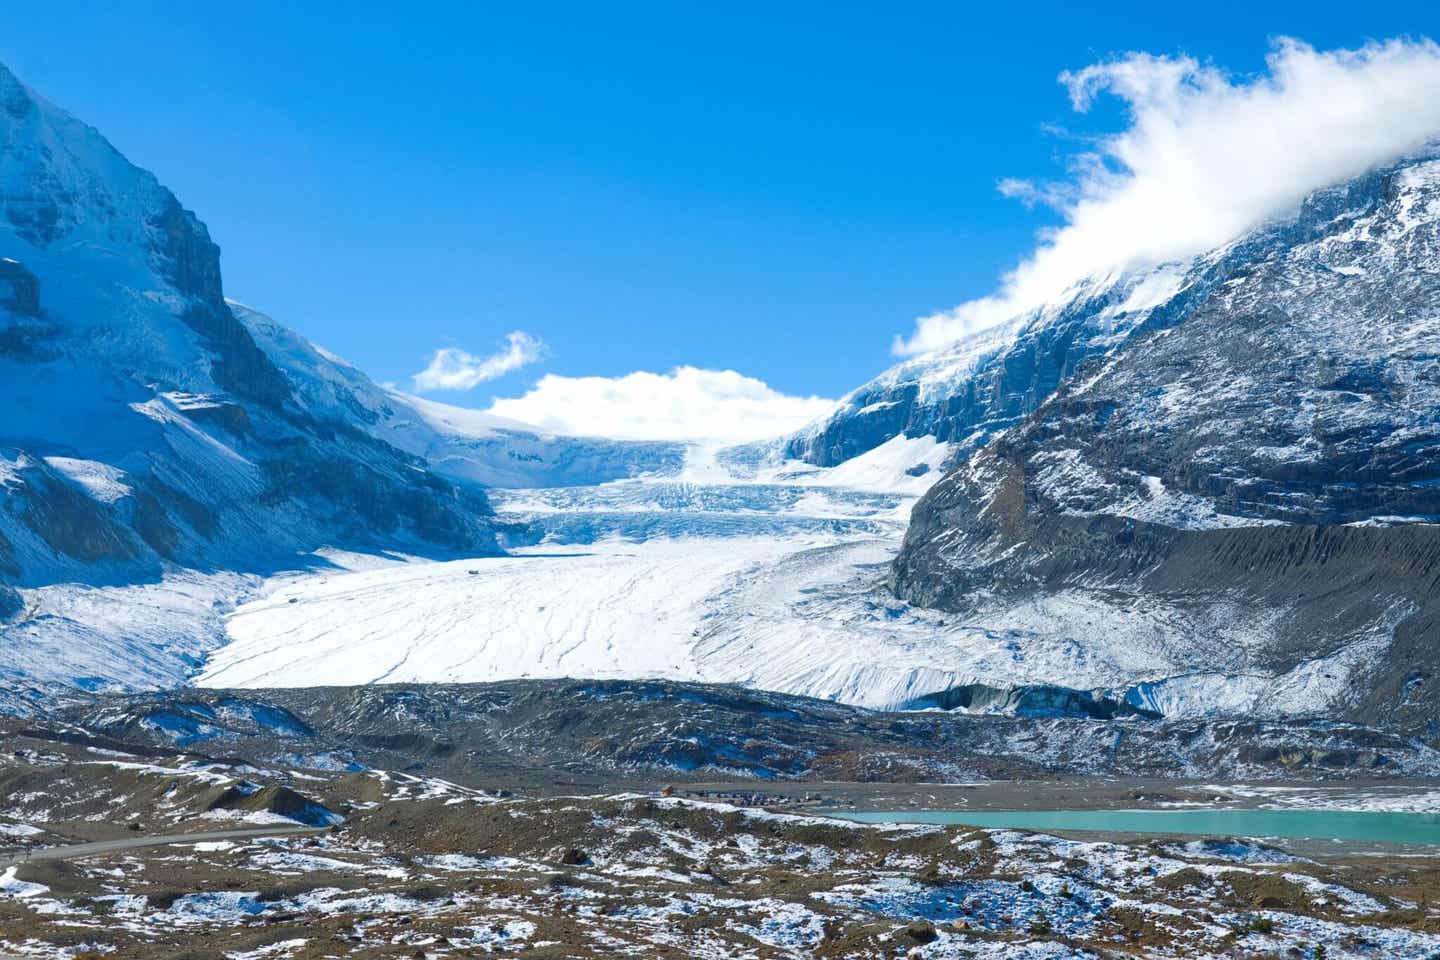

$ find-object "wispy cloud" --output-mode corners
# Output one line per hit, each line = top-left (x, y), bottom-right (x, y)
(485, 366), (836, 442)
(412, 331), (547, 391)
(895, 37), (1440, 355)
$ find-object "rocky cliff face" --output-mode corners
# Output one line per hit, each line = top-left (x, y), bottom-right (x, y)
(0, 61), (501, 591)
(780, 155), (1440, 484)
(779, 260), (1202, 469)
(234, 301), (688, 491)
(893, 153), (1440, 732)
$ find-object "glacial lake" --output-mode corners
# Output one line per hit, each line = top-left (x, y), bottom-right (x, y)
(835, 808), (1440, 845)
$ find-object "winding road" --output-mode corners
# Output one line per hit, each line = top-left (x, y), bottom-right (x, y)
(0, 825), (327, 869)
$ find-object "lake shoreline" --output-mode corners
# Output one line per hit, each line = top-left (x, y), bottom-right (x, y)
(674, 777), (1440, 856)
(680, 776), (1440, 814)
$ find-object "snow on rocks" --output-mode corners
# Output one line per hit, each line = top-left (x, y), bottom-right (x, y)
(2, 776), (1439, 958)
(0, 867), (48, 899)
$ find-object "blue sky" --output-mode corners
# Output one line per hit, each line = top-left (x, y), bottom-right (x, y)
(3, 3), (1437, 435)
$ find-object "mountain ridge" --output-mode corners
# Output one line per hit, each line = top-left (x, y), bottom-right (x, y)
(892, 151), (1440, 732)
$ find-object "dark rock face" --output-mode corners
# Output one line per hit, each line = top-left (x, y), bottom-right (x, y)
(8, 457), (140, 565)
(148, 194), (225, 304)
(0, 258), (57, 361)
(0, 257), (38, 315)
(0, 584), (21, 621)
(181, 302), (294, 410)
(149, 193), (294, 409)
(258, 442), (496, 553)
(784, 161), (1436, 477)
(893, 155), (1440, 733)
(907, 682), (1160, 720)
(0, 528), (17, 578)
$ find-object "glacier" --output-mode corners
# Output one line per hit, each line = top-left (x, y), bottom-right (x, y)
(194, 433), (959, 704)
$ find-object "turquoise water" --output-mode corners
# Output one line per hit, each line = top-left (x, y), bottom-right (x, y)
(834, 808), (1440, 845)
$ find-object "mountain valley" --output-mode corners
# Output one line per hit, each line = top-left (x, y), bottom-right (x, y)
(3, 32), (1440, 960)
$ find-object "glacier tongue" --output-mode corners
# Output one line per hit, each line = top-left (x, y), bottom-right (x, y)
(195, 434), (960, 701)
(190, 430), (1383, 718)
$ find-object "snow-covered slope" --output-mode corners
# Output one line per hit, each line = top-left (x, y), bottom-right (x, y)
(235, 301), (686, 489)
(0, 62), (500, 695)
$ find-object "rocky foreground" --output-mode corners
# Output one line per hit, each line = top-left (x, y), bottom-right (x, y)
(4, 756), (1440, 958)
(1, 684), (1440, 958)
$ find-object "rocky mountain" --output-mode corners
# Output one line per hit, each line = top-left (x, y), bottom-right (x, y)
(892, 152), (1440, 734)
(779, 152), (1440, 492)
(0, 62), (516, 688)
(0, 62), (515, 580)
(234, 300), (688, 490)
(778, 263), (1191, 472)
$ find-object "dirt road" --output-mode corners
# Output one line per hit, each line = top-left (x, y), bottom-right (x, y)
(0, 825), (327, 869)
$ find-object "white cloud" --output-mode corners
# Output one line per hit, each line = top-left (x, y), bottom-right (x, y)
(485, 366), (836, 442)
(895, 37), (1440, 356)
(413, 331), (547, 391)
